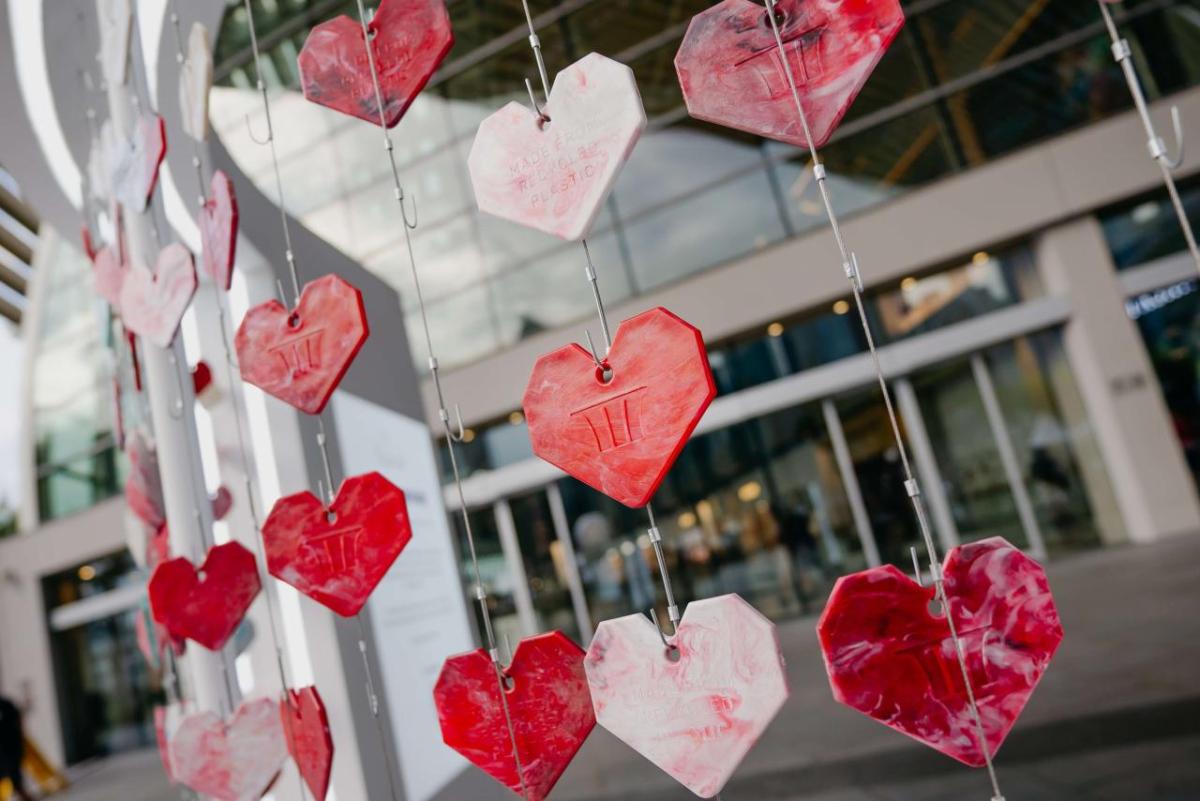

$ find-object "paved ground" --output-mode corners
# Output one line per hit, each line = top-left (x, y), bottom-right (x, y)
(38, 535), (1200, 800)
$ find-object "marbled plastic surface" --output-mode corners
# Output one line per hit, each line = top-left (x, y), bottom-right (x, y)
(297, 0), (452, 128)
(120, 243), (197, 349)
(468, 52), (646, 241)
(112, 112), (166, 212)
(281, 686), (334, 801)
(435, 631), (595, 801)
(198, 170), (238, 291)
(263, 471), (411, 617)
(818, 537), (1064, 766)
(235, 274), (368, 415)
(154, 705), (178, 783)
(585, 594), (789, 798)
(676, 0), (904, 148)
(179, 22), (213, 142)
(92, 244), (125, 311)
(523, 307), (715, 508)
(171, 698), (287, 801)
(148, 541), (261, 651)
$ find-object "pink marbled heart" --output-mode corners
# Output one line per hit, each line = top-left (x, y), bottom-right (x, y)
(171, 698), (287, 801)
(93, 244), (125, 311)
(584, 594), (789, 798)
(468, 52), (646, 241)
(120, 243), (197, 349)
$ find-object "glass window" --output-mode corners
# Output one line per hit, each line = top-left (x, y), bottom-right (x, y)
(508, 490), (580, 641)
(1100, 180), (1200, 270)
(451, 506), (522, 648)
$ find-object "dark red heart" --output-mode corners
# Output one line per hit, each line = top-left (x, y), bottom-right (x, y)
(263, 471), (411, 617)
(112, 112), (167, 212)
(676, 0), (904, 148)
(818, 537), (1064, 766)
(434, 631), (595, 801)
(148, 541), (262, 651)
(198, 170), (239, 290)
(171, 698), (287, 801)
(120, 243), (198, 349)
(523, 307), (716, 508)
(234, 274), (369, 415)
(280, 687), (334, 800)
(297, 0), (453, 128)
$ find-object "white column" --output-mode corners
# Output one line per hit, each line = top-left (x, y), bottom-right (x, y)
(893, 378), (959, 552)
(821, 399), (881, 567)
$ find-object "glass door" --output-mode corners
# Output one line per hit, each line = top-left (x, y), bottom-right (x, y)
(451, 506), (523, 649)
(506, 490), (582, 642)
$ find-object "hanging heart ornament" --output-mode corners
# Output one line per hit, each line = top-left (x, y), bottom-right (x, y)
(675, 0), (904, 148)
(111, 113), (167, 213)
(179, 22), (213, 142)
(120, 243), (198, 349)
(281, 687), (334, 801)
(524, 307), (715, 508)
(198, 170), (239, 291)
(148, 541), (261, 651)
(154, 704), (181, 783)
(297, 0), (453, 128)
(468, 52), (647, 241)
(93, 244), (125, 312)
(435, 631), (595, 801)
(171, 698), (288, 801)
(263, 471), (411, 617)
(585, 594), (789, 798)
(818, 537), (1064, 766)
(235, 274), (369, 415)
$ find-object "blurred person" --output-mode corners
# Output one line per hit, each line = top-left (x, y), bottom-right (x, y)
(0, 694), (32, 801)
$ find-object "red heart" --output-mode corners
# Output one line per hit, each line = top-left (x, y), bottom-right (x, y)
(120, 243), (197, 349)
(263, 471), (411, 617)
(468, 52), (647, 241)
(148, 541), (261, 651)
(171, 698), (287, 801)
(818, 537), (1064, 766)
(280, 687), (334, 801)
(523, 307), (716, 508)
(125, 431), (165, 529)
(675, 0), (904, 148)
(234, 274), (368, 415)
(112, 112), (167, 212)
(93, 244), (125, 311)
(297, 0), (453, 128)
(198, 170), (239, 291)
(435, 631), (595, 801)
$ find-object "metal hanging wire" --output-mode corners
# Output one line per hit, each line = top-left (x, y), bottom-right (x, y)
(1097, 0), (1198, 274)
(517, 0), (683, 641)
(762, 1), (1003, 797)
(347, 1), (530, 796)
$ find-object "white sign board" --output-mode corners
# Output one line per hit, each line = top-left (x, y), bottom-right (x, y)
(332, 393), (474, 801)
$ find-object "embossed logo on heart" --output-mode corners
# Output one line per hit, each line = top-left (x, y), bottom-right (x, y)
(199, 170), (239, 291)
(148, 541), (261, 651)
(171, 698), (287, 801)
(435, 631), (595, 801)
(585, 594), (789, 798)
(281, 687), (334, 801)
(523, 307), (715, 508)
(120, 243), (197, 349)
(112, 112), (167, 212)
(468, 52), (647, 241)
(297, 0), (453, 128)
(675, 0), (904, 148)
(263, 471), (411, 617)
(179, 22), (214, 142)
(818, 537), (1064, 766)
(235, 274), (368, 415)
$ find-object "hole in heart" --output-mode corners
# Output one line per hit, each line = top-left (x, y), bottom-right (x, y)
(664, 645), (681, 663)
(326, 510), (338, 524)
(288, 313), (301, 329)
(367, 26), (379, 41)
(536, 115), (552, 130)
(197, 570), (207, 582)
(501, 673), (516, 692)
(595, 364), (614, 384)
(927, 598), (945, 618)
(764, 8), (787, 27)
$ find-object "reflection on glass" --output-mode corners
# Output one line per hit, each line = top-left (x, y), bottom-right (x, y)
(508, 491), (580, 641)
(835, 390), (920, 568)
(452, 507), (522, 648)
(986, 333), (1113, 550)
(912, 361), (1027, 548)
(1100, 180), (1200, 270)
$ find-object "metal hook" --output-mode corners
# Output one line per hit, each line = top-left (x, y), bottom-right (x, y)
(443, 403), (466, 443)
(583, 329), (605, 369)
(1157, 105), (1185, 171)
(525, 78), (550, 123)
(399, 188), (419, 230)
(167, 353), (186, 420)
(649, 607), (677, 647)
(910, 546), (925, 587)
(245, 113), (271, 146)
